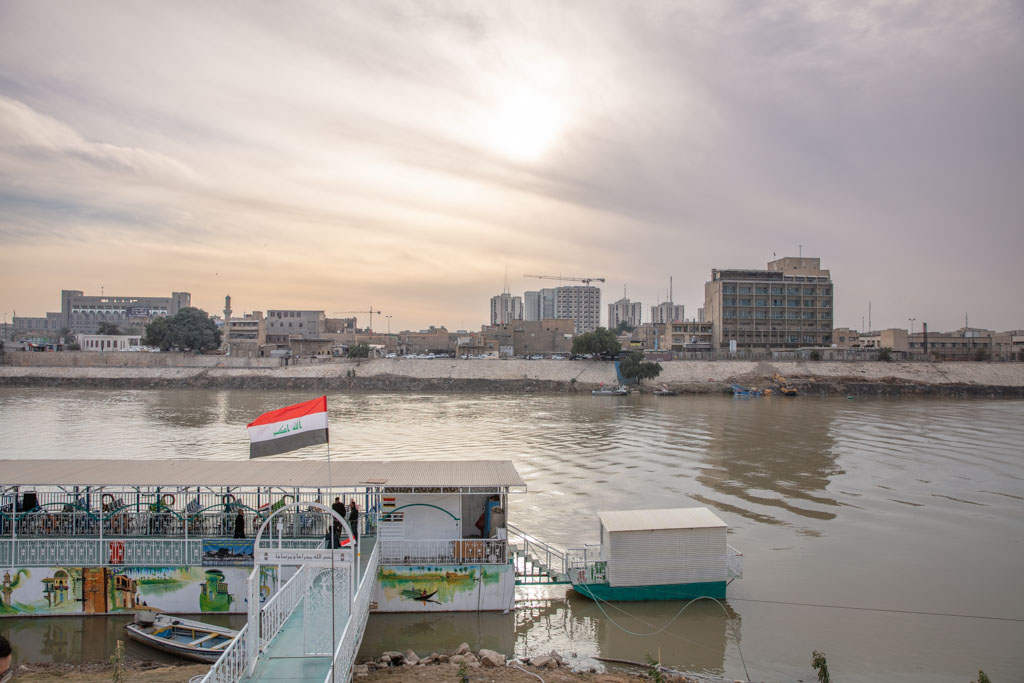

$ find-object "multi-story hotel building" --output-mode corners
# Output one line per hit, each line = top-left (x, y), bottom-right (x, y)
(704, 257), (834, 348)
(489, 293), (523, 325)
(650, 301), (685, 325)
(555, 286), (601, 334)
(608, 298), (643, 329)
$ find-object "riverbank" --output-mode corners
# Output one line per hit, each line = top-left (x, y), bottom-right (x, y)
(2, 357), (1023, 395)
(11, 661), (209, 682)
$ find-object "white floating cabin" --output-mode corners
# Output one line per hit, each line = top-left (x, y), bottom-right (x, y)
(569, 507), (743, 601)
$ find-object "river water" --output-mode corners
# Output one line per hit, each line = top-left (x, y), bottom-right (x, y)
(1, 388), (1022, 682)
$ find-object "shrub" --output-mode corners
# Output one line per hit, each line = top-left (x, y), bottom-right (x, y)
(877, 347), (893, 362)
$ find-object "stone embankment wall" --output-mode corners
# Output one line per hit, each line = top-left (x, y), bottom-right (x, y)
(2, 353), (1024, 396)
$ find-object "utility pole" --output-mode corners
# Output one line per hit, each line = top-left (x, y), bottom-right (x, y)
(385, 315), (392, 335)
(908, 318), (915, 335)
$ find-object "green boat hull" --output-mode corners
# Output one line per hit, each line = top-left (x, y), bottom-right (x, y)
(572, 580), (726, 602)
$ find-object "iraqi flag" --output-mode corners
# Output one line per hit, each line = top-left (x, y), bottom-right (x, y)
(247, 396), (328, 458)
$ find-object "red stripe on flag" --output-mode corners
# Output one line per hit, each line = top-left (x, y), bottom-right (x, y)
(248, 396), (327, 428)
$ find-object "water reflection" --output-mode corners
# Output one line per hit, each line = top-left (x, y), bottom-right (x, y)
(696, 399), (843, 529)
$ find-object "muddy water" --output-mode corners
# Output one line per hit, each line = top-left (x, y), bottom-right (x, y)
(1, 389), (1022, 682)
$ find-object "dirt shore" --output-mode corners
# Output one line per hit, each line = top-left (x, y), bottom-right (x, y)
(11, 661), (210, 682)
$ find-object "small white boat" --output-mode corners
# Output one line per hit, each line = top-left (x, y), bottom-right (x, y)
(592, 385), (629, 396)
(125, 613), (239, 663)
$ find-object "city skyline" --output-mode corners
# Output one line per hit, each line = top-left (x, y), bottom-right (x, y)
(2, 2), (1022, 333)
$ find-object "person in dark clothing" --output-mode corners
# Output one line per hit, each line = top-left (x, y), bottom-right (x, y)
(0, 633), (12, 683)
(348, 501), (359, 543)
(331, 497), (345, 546)
(233, 509), (246, 539)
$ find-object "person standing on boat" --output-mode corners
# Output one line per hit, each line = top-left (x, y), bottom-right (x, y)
(331, 497), (346, 547)
(233, 509), (246, 539)
(348, 500), (359, 544)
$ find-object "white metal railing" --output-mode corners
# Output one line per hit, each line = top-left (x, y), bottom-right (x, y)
(507, 523), (567, 578)
(566, 544), (606, 584)
(0, 537), (321, 568)
(259, 564), (315, 654)
(200, 621), (250, 683)
(727, 544), (744, 579)
(0, 538), (202, 567)
(324, 541), (380, 683)
(378, 538), (506, 565)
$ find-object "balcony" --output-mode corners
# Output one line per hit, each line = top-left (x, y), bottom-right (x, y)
(378, 538), (507, 565)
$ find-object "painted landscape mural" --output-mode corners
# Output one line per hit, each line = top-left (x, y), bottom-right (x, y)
(375, 564), (513, 612)
(0, 566), (251, 615)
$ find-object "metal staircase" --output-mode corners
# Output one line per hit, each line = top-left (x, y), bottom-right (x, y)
(507, 523), (570, 585)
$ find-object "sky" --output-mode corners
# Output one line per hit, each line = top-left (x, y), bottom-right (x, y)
(1, 0), (1022, 333)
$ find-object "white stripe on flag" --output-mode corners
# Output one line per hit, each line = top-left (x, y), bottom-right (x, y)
(247, 411), (328, 445)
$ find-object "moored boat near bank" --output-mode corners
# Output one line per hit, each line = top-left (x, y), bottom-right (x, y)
(568, 507), (742, 602)
(125, 613), (238, 663)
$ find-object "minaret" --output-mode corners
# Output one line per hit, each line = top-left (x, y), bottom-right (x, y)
(223, 295), (232, 349)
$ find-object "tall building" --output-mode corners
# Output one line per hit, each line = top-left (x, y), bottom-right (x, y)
(608, 298), (643, 329)
(704, 256), (834, 348)
(650, 302), (685, 324)
(523, 289), (556, 321)
(489, 293), (523, 325)
(555, 286), (601, 334)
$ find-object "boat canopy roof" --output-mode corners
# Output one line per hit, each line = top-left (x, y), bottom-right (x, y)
(0, 459), (526, 492)
(599, 507), (727, 533)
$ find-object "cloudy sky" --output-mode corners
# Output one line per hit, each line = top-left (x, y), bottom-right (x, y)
(1, 1), (1022, 332)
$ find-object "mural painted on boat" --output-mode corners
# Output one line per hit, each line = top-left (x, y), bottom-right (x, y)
(202, 539), (255, 567)
(375, 564), (514, 612)
(0, 566), (250, 616)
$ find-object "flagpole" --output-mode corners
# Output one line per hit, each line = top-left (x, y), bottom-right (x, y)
(328, 437), (336, 681)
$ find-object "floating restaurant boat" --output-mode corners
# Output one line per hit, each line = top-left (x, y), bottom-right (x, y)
(125, 613), (238, 663)
(567, 507), (743, 602)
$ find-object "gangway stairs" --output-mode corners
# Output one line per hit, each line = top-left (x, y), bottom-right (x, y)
(507, 523), (570, 585)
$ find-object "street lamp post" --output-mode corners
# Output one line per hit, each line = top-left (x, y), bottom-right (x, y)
(385, 315), (392, 335)
(909, 318), (916, 335)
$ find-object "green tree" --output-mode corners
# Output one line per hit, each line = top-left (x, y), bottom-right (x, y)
(348, 342), (370, 358)
(572, 327), (621, 357)
(143, 308), (221, 352)
(619, 350), (663, 384)
(811, 650), (831, 683)
(97, 322), (122, 335)
(613, 320), (634, 335)
(877, 347), (893, 362)
(142, 317), (172, 351)
(168, 307), (221, 352)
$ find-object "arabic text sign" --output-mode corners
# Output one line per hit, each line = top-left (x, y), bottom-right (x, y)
(258, 548), (352, 566)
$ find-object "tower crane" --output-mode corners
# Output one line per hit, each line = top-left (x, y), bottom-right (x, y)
(522, 274), (606, 285)
(331, 307), (382, 332)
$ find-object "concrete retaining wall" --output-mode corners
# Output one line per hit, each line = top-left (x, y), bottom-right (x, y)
(2, 357), (1023, 395)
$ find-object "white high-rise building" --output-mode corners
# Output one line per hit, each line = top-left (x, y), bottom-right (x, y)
(490, 293), (523, 325)
(609, 298), (643, 329)
(555, 286), (601, 334)
(650, 302), (685, 324)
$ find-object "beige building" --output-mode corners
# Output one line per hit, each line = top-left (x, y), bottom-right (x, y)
(78, 334), (143, 351)
(833, 327), (861, 349)
(555, 286), (601, 334)
(704, 256), (834, 349)
(225, 312), (266, 357)
(483, 319), (574, 357)
(663, 321), (714, 351)
(265, 310), (325, 343)
(860, 328), (909, 352)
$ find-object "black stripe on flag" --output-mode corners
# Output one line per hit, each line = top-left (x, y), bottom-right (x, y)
(249, 427), (328, 458)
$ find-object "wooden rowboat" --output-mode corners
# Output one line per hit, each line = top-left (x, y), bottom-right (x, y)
(125, 613), (238, 663)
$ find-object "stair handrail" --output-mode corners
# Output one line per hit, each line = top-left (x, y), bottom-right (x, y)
(506, 523), (567, 578)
